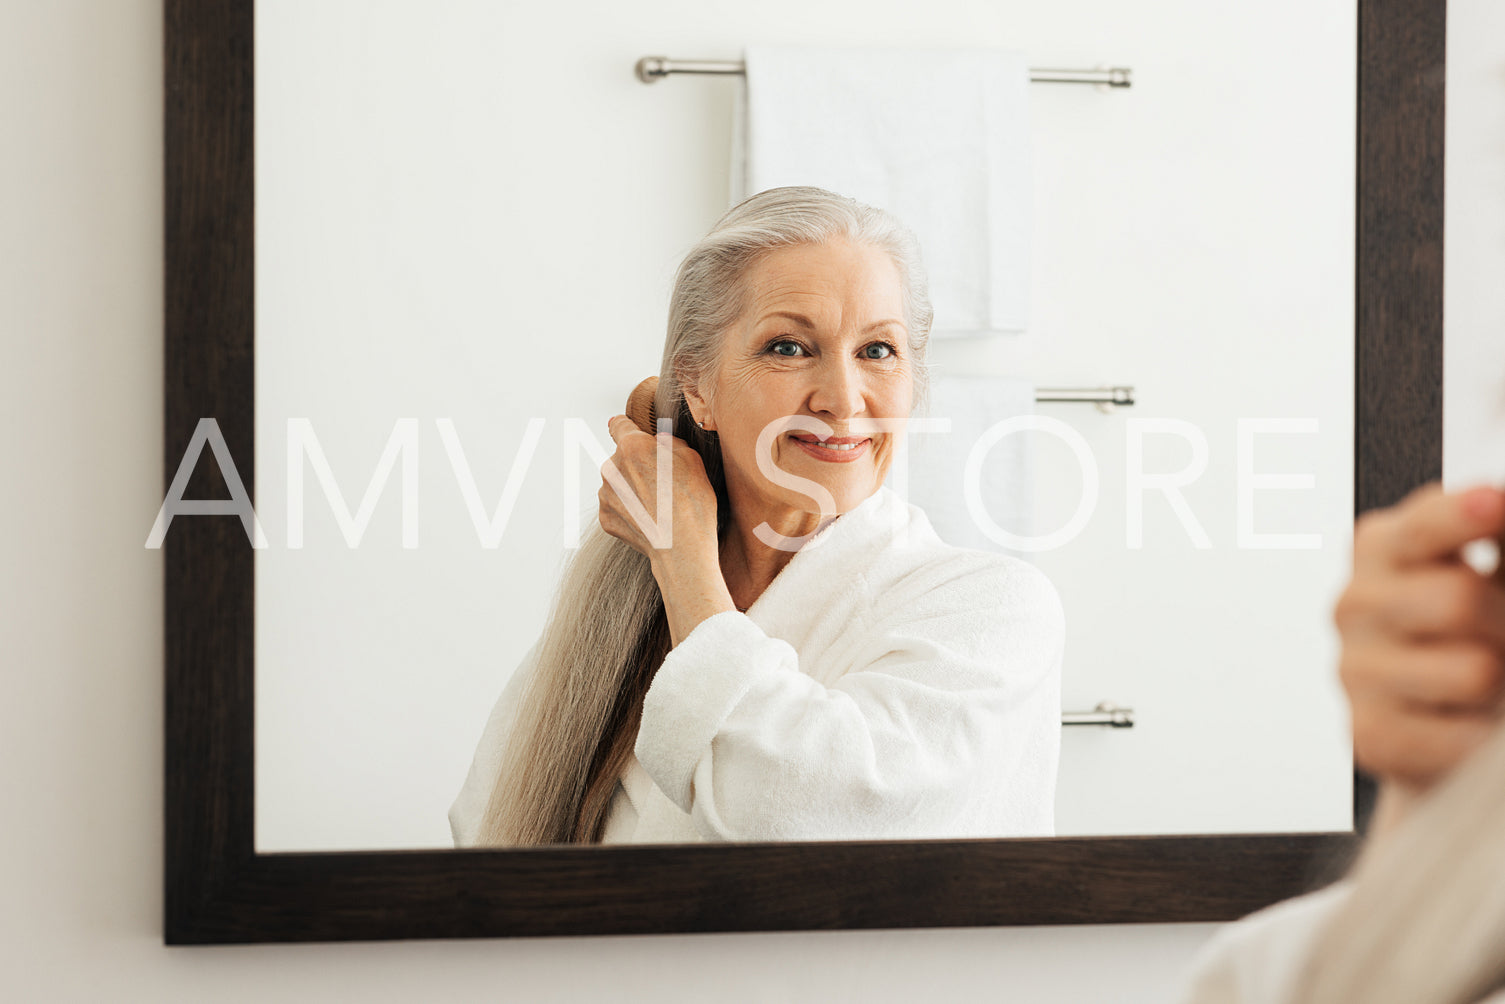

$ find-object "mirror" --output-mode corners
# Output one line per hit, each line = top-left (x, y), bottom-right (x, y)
(248, 0), (1355, 852)
(164, 0), (1444, 951)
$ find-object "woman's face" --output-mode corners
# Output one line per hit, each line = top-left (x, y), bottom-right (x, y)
(689, 238), (915, 528)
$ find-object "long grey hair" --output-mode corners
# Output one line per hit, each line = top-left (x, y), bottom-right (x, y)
(476, 186), (934, 845)
(1284, 719), (1505, 1004)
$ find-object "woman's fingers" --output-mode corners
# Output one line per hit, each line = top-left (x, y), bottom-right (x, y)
(598, 416), (717, 559)
(606, 413), (644, 445)
(1349, 692), (1502, 790)
(1362, 483), (1505, 570)
(1337, 566), (1505, 649)
(600, 415), (660, 509)
(1340, 638), (1505, 708)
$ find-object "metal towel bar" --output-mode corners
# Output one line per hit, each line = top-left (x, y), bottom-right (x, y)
(635, 57), (1133, 88)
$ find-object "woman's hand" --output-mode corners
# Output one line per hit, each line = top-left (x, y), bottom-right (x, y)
(599, 415), (733, 645)
(1335, 482), (1505, 828)
(598, 415), (718, 560)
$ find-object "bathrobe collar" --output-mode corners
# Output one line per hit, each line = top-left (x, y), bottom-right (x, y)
(737, 485), (929, 631)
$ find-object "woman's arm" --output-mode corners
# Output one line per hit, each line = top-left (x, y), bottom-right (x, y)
(633, 556), (1064, 842)
(650, 545), (737, 647)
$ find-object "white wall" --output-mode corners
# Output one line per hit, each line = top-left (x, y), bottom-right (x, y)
(4, 1), (1501, 1002)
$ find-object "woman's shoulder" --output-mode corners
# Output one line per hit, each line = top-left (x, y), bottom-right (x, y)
(873, 521), (1064, 632)
(848, 531), (1065, 685)
(874, 491), (1060, 601)
(1175, 882), (1353, 1004)
(806, 487), (1064, 637)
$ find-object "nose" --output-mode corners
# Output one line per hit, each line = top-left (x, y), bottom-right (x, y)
(807, 354), (866, 421)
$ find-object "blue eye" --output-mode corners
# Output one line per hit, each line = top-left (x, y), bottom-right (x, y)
(863, 342), (896, 360)
(769, 339), (804, 357)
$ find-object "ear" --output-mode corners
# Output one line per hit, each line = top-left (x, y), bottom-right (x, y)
(678, 370), (714, 431)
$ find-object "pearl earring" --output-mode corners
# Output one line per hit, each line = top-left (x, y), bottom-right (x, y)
(697, 419), (705, 429)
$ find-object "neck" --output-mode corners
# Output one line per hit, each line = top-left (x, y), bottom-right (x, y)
(719, 528), (795, 611)
(718, 479), (827, 611)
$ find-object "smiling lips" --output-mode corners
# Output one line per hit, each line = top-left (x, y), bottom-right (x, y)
(788, 433), (872, 463)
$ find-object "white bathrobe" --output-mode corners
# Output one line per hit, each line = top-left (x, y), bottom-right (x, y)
(1174, 884), (1354, 1004)
(449, 485), (1064, 846)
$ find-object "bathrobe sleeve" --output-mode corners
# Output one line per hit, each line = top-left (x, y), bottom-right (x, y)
(1172, 883), (1352, 1004)
(633, 554), (1064, 842)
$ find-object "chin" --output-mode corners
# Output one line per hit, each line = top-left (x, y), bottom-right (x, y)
(800, 457), (892, 510)
(809, 471), (884, 515)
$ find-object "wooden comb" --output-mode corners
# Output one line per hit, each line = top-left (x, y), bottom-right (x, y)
(626, 376), (659, 435)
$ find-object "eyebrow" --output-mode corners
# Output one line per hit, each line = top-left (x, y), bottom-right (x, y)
(757, 311), (905, 333)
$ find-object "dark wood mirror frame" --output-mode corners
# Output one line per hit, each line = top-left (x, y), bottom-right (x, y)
(164, 0), (1443, 944)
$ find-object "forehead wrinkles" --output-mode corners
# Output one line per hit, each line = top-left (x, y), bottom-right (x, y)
(736, 242), (908, 340)
(751, 268), (843, 304)
(747, 282), (897, 333)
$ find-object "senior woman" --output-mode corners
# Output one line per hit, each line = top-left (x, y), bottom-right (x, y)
(449, 186), (1064, 847)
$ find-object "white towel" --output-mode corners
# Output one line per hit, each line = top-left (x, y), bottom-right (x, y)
(888, 375), (1036, 552)
(736, 45), (1033, 337)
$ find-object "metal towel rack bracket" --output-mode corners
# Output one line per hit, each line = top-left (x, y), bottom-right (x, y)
(1062, 702), (1135, 728)
(635, 57), (1132, 88)
(1035, 385), (1136, 415)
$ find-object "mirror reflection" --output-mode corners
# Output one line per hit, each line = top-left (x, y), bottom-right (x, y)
(252, 0), (1357, 851)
